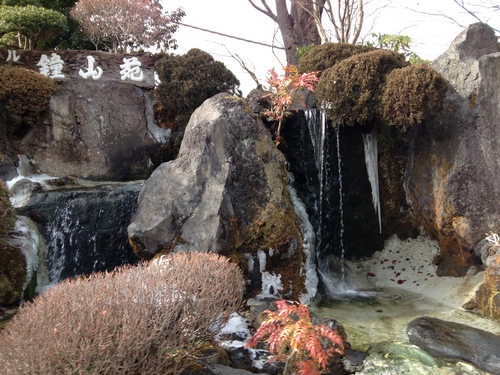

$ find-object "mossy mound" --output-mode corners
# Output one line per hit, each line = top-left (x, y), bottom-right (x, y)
(0, 65), (55, 136)
(298, 42), (377, 77)
(0, 181), (24, 307)
(381, 63), (448, 131)
(316, 49), (408, 127)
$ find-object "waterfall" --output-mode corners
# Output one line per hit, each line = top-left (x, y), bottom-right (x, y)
(362, 128), (382, 233)
(304, 110), (351, 295)
(335, 126), (346, 282)
(305, 110), (327, 254)
(287, 176), (318, 304)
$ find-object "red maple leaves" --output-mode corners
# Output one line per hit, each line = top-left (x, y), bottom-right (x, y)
(263, 65), (319, 145)
(245, 300), (344, 375)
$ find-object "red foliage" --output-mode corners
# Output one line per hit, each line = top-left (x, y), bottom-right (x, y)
(245, 300), (344, 375)
(263, 65), (319, 143)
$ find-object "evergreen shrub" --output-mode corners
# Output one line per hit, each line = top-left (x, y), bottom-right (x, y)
(0, 252), (244, 374)
(298, 42), (376, 77)
(315, 49), (408, 127)
(0, 65), (55, 135)
(381, 63), (448, 131)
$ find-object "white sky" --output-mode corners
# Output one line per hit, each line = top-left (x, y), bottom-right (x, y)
(163, 0), (499, 96)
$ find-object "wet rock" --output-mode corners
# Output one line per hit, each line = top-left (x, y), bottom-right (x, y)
(406, 23), (500, 277)
(17, 181), (141, 284)
(357, 341), (489, 375)
(407, 316), (500, 374)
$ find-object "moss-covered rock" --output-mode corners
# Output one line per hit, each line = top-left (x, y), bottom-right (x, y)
(316, 50), (408, 127)
(381, 63), (448, 131)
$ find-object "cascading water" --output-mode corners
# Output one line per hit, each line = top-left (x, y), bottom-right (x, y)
(303, 110), (383, 298)
(305, 110), (350, 294)
(8, 174), (141, 289)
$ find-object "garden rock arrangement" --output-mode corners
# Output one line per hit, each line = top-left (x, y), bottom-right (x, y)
(128, 93), (309, 300)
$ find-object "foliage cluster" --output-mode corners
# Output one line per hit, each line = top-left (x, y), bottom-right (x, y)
(298, 42), (376, 78)
(0, 252), (244, 374)
(0, 65), (55, 135)
(381, 63), (448, 131)
(364, 33), (428, 64)
(263, 65), (319, 144)
(316, 49), (408, 127)
(154, 48), (241, 154)
(246, 300), (344, 375)
(0, 4), (68, 49)
(70, 0), (185, 53)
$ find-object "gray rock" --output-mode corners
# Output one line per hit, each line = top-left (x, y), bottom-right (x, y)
(407, 316), (500, 374)
(14, 51), (167, 181)
(128, 93), (307, 299)
(405, 23), (500, 277)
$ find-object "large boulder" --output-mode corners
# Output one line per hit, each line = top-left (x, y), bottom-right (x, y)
(407, 316), (500, 374)
(1, 50), (170, 181)
(128, 93), (310, 300)
(405, 23), (500, 277)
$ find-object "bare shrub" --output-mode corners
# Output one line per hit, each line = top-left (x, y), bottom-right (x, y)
(0, 252), (244, 374)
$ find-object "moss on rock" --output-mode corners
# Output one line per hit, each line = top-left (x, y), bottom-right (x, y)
(298, 43), (377, 77)
(316, 50), (408, 127)
(381, 63), (448, 131)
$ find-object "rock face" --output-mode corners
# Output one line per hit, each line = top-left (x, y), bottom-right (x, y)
(1, 50), (169, 181)
(407, 316), (500, 374)
(128, 93), (308, 299)
(406, 23), (500, 277)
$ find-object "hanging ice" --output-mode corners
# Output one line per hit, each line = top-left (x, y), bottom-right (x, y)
(362, 128), (382, 233)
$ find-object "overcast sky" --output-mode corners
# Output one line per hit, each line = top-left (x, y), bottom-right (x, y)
(163, 0), (499, 95)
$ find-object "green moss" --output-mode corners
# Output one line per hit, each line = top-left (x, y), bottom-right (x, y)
(0, 65), (56, 136)
(0, 181), (15, 237)
(316, 49), (408, 127)
(298, 43), (377, 77)
(381, 63), (448, 131)
(0, 242), (26, 306)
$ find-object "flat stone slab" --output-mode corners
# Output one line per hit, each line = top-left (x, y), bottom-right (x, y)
(407, 316), (500, 374)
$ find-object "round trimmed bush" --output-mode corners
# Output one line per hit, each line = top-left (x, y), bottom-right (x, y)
(381, 63), (448, 131)
(298, 42), (377, 77)
(315, 49), (408, 127)
(0, 65), (55, 135)
(0, 252), (244, 374)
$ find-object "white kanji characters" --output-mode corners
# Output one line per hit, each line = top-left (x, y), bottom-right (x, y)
(37, 53), (65, 79)
(119, 57), (143, 81)
(79, 55), (103, 80)
(6, 50), (20, 62)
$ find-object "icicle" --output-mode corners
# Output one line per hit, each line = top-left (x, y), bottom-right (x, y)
(362, 128), (382, 233)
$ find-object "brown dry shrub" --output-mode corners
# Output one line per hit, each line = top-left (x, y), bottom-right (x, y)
(381, 63), (448, 131)
(0, 65), (55, 135)
(298, 42), (377, 77)
(315, 49), (408, 127)
(0, 252), (244, 375)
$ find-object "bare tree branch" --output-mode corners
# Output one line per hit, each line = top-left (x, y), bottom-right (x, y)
(178, 22), (284, 49)
(248, 0), (277, 21)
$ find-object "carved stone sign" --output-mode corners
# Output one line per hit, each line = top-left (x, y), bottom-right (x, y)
(0, 49), (155, 88)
